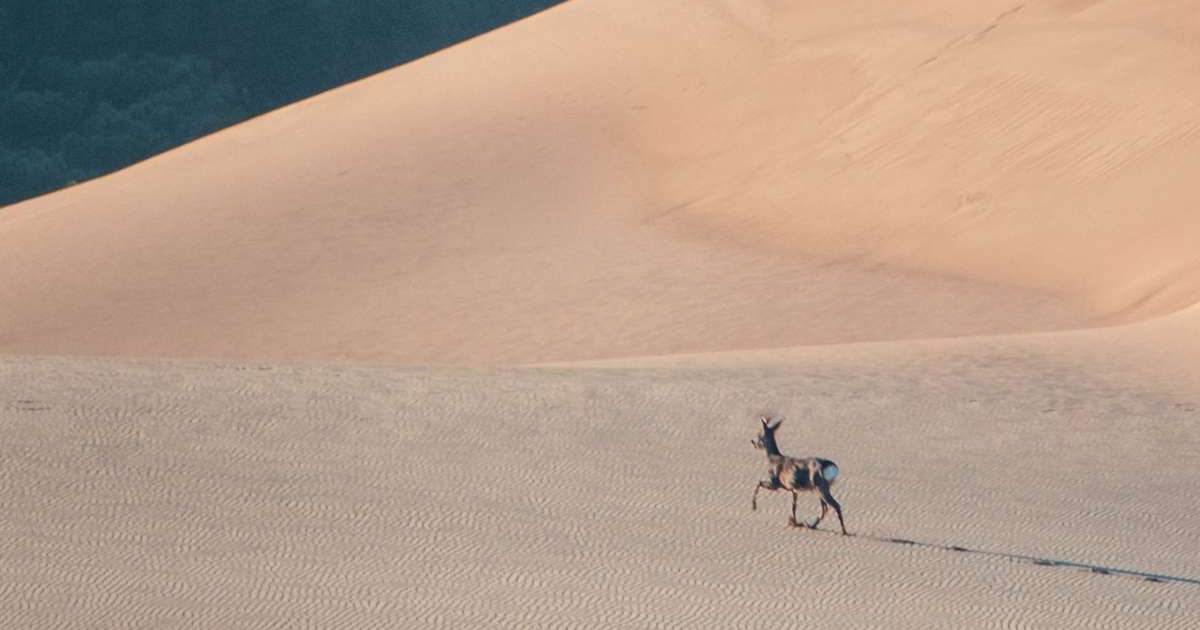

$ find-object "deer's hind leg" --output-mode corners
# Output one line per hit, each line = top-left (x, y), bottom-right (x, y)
(810, 498), (830, 530)
(816, 481), (848, 535)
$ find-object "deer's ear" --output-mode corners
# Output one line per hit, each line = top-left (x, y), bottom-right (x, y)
(766, 416), (784, 429)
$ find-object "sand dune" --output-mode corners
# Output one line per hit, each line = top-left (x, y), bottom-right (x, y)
(3, 0), (1200, 627)
(5, 0), (1200, 362)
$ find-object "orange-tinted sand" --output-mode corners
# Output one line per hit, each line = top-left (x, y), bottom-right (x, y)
(2, 1), (1199, 627)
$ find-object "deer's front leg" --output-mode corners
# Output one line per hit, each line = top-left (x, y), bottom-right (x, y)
(752, 477), (777, 510)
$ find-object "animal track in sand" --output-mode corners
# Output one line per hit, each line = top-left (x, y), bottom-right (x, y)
(10, 399), (50, 412)
(790, 527), (1200, 587)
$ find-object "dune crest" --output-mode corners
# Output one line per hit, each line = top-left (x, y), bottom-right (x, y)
(4, 4), (1200, 628)
(2, 0), (1199, 364)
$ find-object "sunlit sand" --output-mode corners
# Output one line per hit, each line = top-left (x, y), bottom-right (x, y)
(2, 1), (1199, 627)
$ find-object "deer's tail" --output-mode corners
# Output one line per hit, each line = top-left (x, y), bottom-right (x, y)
(820, 462), (839, 483)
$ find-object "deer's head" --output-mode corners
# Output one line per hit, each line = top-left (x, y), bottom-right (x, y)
(752, 415), (784, 450)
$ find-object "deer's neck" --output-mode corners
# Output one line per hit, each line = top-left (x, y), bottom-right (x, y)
(761, 433), (783, 457)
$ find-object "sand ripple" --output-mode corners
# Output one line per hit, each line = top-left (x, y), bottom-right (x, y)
(2, 354), (1199, 628)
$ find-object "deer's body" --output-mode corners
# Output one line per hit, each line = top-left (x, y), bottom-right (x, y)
(752, 416), (848, 535)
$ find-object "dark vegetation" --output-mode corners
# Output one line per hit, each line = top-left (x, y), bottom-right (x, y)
(0, 0), (564, 207)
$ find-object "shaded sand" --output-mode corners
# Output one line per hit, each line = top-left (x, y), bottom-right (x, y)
(3, 337), (1199, 628)
(4, 1), (1200, 628)
(5, 0), (1200, 362)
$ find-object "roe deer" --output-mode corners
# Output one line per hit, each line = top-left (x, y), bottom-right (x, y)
(751, 415), (848, 535)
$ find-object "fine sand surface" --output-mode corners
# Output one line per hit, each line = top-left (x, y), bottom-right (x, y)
(3, 0), (1200, 627)
(3, 335), (1199, 628)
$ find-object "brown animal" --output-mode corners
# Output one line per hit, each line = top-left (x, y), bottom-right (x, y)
(751, 415), (848, 535)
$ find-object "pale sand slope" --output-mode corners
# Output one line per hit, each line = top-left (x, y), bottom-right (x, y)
(4, 0), (1200, 362)
(4, 1), (1200, 627)
(3, 319), (1200, 628)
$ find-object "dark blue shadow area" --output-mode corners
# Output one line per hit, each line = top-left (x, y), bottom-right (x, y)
(0, 0), (567, 207)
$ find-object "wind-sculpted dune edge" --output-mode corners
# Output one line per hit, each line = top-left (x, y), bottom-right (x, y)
(4, 1), (1200, 626)
(4, 1), (1200, 363)
(2, 348), (1198, 628)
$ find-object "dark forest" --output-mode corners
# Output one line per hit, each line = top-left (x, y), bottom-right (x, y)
(0, 1), (564, 207)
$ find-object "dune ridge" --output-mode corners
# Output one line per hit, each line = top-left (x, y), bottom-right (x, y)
(3, 1), (1200, 628)
(4, 1), (1200, 362)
